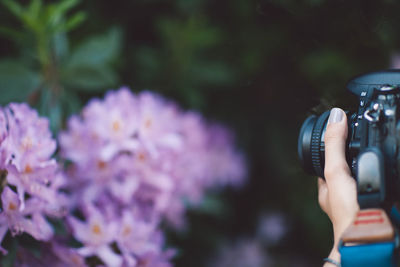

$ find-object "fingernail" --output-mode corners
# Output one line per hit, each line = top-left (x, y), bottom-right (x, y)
(328, 108), (343, 124)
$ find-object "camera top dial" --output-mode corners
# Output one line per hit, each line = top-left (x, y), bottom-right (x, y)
(347, 69), (400, 98)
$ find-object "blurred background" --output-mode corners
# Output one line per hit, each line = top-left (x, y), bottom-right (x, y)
(0, 0), (399, 266)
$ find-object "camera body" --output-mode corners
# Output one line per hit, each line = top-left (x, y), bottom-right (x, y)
(298, 70), (400, 208)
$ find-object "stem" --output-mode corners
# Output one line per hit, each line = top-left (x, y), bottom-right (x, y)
(34, 28), (64, 133)
(36, 31), (50, 69)
(35, 30), (63, 105)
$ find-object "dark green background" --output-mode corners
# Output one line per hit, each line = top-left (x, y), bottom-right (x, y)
(1, 0), (399, 266)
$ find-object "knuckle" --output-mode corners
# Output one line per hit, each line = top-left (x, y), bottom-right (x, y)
(324, 163), (349, 179)
(324, 166), (335, 178)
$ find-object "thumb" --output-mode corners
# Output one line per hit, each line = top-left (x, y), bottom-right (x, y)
(324, 108), (351, 183)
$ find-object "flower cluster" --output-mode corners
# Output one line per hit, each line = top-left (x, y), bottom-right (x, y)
(59, 88), (246, 266)
(0, 103), (66, 254)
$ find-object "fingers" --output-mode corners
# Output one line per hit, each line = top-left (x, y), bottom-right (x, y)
(324, 108), (351, 183)
(320, 108), (359, 243)
(318, 177), (328, 213)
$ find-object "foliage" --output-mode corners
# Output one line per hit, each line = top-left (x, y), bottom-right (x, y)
(0, 0), (121, 132)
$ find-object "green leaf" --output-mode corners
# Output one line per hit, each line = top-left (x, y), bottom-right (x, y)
(1, 0), (24, 18)
(64, 11), (86, 32)
(46, 0), (80, 28)
(48, 102), (62, 134)
(37, 88), (62, 134)
(62, 90), (82, 116)
(0, 59), (40, 104)
(20, 7), (42, 33)
(52, 0), (79, 15)
(0, 26), (24, 41)
(195, 193), (228, 216)
(65, 28), (122, 68)
(52, 32), (69, 61)
(27, 0), (42, 21)
(62, 65), (117, 92)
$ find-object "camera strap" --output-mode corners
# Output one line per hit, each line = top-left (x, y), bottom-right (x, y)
(339, 208), (398, 267)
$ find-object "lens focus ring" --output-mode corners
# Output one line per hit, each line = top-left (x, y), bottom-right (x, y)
(310, 111), (330, 178)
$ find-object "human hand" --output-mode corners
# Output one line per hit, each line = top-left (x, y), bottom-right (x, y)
(317, 108), (359, 265)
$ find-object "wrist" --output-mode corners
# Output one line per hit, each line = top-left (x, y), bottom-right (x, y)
(328, 246), (340, 262)
(325, 229), (342, 267)
(332, 222), (350, 245)
(323, 246), (341, 267)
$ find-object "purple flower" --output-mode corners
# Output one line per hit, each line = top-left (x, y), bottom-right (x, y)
(257, 213), (288, 245)
(60, 87), (247, 266)
(0, 103), (65, 254)
(69, 204), (117, 247)
(116, 210), (158, 254)
(68, 204), (122, 266)
(0, 187), (54, 252)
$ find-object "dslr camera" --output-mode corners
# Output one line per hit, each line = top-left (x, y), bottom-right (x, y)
(298, 70), (400, 208)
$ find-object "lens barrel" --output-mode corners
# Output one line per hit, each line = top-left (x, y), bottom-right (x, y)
(298, 111), (330, 178)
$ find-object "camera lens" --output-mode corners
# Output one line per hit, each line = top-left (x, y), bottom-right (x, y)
(298, 111), (330, 178)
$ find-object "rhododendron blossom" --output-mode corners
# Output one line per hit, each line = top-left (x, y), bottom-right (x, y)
(0, 103), (66, 254)
(0, 88), (246, 266)
(59, 88), (246, 266)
